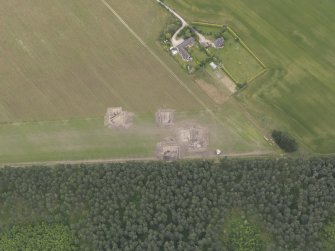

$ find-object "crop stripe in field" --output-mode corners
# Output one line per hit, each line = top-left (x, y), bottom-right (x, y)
(100, 0), (227, 128)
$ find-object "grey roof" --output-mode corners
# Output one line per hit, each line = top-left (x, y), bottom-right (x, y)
(177, 47), (192, 61)
(213, 37), (225, 48)
(176, 37), (195, 61)
(176, 37), (196, 49)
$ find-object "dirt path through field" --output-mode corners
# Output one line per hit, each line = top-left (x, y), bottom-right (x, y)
(1, 151), (275, 168)
(196, 79), (228, 104)
(220, 74), (236, 94)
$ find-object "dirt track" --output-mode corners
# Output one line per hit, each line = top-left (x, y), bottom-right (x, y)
(1, 151), (275, 168)
(156, 0), (213, 47)
(156, 0), (187, 47)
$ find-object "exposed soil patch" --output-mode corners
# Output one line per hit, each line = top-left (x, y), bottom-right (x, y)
(220, 74), (237, 94)
(212, 69), (236, 94)
(156, 138), (181, 161)
(155, 109), (175, 127)
(177, 125), (209, 153)
(196, 79), (228, 104)
(104, 107), (134, 129)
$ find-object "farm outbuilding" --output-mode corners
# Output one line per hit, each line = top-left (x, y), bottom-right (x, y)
(209, 62), (218, 70)
(176, 37), (196, 61)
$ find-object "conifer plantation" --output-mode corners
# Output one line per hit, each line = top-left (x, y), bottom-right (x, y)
(1, 157), (335, 250)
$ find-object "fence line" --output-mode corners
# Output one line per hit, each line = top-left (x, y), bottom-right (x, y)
(189, 22), (268, 85)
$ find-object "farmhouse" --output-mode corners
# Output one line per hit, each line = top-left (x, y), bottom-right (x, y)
(213, 37), (225, 48)
(176, 37), (196, 61)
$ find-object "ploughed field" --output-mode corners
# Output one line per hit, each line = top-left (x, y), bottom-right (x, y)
(165, 0), (335, 153)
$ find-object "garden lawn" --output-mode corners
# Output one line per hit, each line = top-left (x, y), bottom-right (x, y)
(211, 31), (264, 83)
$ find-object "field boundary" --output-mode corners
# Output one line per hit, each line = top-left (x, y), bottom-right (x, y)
(0, 151), (276, 168)
(191, 21), (267, 84)
(227, 26), (266, 68)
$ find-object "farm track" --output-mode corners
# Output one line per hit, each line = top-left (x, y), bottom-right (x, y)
(0, 151), (275, 168)
(156, 0), (187, 47)
(157, 0), (212, 47)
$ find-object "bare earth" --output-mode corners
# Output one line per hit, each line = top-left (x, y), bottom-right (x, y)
(196, 79), (228, 104)
(214, 69), (236, 94)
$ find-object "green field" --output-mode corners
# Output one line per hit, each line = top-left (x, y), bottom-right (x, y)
(0, 0), (273, 163)
(166, 0), (335, 153)
(0, 108), (271, 164)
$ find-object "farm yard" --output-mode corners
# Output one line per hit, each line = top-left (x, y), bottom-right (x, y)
(166, 20), (265, 85)
(0, 0), (273, 163)
(165, 0), (335, 153)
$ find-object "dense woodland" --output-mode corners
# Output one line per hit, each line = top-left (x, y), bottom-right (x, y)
(0, 157), (335, 250)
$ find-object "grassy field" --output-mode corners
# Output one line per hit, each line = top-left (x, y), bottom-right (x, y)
(166, 0), (335, 153)
(0, 0), (272, 163)
(0, 109), (271, 164)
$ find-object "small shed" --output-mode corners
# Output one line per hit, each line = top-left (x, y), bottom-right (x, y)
(170, 47), (178, 55)
(209, 62), (218, 70)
